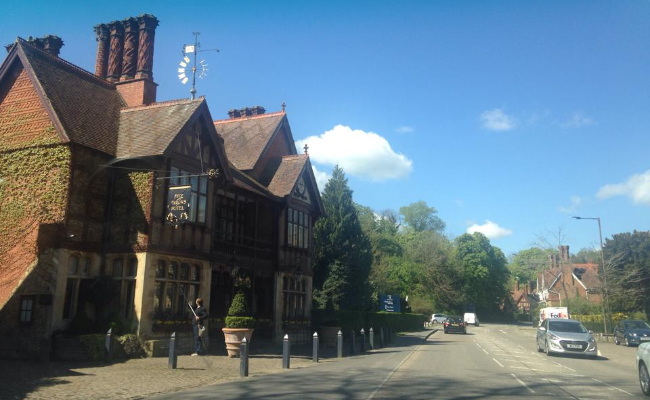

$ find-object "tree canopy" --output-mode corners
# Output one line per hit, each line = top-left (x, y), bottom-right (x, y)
(399, 201), (445, 233)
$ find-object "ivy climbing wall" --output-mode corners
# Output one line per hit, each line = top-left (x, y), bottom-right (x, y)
(0, 62), (71, 310)
(108, 169), (153, 251)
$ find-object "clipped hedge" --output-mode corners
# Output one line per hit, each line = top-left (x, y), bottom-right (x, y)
(225, 316), (256, 329)
(313, 310), (426, 334)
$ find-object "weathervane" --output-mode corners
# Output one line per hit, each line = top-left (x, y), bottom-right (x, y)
(178, 32), (219, 99)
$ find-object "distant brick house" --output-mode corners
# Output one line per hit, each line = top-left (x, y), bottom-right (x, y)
(510, 280), (539, 314)
(0, 14), (323, 359)
(535, 246), (602, 308)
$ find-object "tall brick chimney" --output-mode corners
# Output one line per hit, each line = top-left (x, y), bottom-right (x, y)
(94, 24), (109, 78)
(558, 245), (570, 262)
(94, 14), (159, 107)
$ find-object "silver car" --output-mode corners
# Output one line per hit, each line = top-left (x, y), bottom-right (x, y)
(636, 342), (650, 396)
(536, 318), (598, 359)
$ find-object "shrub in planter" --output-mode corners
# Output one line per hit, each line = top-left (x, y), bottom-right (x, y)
(223, 292), (256, 357)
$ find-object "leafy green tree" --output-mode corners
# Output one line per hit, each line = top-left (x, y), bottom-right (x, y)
(571, 248), (600, 264)
(312, 166), (373, 311)
(399, 201), (445, 233)
(508, 247), (554, 284)
(455, 232), (510, 315)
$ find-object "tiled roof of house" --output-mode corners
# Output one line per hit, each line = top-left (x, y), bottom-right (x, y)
(267, 154), (307, 197)
(229, 165), (278, 199)
(17, 39), (124, 155)
(213, 112), (285, 170)
(117, 98), (203, 158)
(573, 263), (601, 289)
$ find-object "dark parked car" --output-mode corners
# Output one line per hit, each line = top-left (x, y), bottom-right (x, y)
(614, 320), (650, 347)
(444, 316), (467, 334)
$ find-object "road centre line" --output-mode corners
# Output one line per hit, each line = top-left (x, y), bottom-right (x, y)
(511, 373), (536, 394)
(482, 348), (489, 355)
(509, 366), (553, 373)
(591, 378), (634, 397)
(492, 358), (504, 368)
(554, 363), (575, 372)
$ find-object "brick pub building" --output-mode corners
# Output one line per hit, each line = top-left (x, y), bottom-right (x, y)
(0, 14), (323, 358)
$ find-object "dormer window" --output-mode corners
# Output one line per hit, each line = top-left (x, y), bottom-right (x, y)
(170, 167), (207, 224)
(287, 208), (310, 249)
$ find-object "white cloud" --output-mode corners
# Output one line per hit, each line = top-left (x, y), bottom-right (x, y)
(597, 170), (650, 205)
(466, 220), (513, 239)
(311, 165), (330, 193)
(558, 195), (583, 214)
(480, 108), (516, 131)
(396, 126), (414, 134)
(562, 112), (595, 128)
(296, 125), (413, 181)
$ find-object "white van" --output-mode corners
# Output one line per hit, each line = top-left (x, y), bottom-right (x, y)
(464, 312), (479, 326)
(539, 307), (569, 323)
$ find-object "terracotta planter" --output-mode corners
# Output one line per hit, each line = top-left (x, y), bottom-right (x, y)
(222, 328), (254, 358)
(320, 326), (341, 347)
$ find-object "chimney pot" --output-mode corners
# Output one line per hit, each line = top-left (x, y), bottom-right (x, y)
(251, 105), (266, 115)
(228, 109), (241, 119)
(41, 35), (63, 56)
(559, 245), (570, 263)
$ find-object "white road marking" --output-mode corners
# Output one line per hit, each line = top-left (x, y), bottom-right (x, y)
(367, 343), (420, 399)
(493, 358), (504, 368)
(509, 366), (553, 372)
(518, 345), (526, 350)
(482, 348), (489, 355)
(511, 373), (536, 393)
(597, 350), (602, 356)
(591, 378), (634, 397)
(554, 363), (575, 372)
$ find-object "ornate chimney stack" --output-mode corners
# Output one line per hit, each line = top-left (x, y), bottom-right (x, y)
(107, 21), (124, 81)
(558, 245), (570, 263)
(135, 14), (158, 80)
(41, 35), (63, 56)
(94, 24), (109, 78)
(94, 14), (159, 106)
(120, 18), (138, 81)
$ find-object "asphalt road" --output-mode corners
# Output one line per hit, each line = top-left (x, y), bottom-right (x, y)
(149, 324), (647, 399)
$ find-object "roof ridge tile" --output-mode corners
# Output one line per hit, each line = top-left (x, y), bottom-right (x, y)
(121, 97), (204, 112)
(17, 37), (114, 89)
(213, 110), (284, 124)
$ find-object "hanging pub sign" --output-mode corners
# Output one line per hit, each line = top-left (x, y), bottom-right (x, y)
(166, 185), (191, 227)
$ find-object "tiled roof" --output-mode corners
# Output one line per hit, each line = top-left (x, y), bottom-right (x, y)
(267, 155), (307, 197)
(214, 112), (284, 170)
(117, 98), (203, 158)
(17, 39), (124, 155)
(573, 263), (601, 289)
(229, 165), (278, 199)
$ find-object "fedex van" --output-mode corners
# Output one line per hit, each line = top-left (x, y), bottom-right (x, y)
(539, 307), (569, 323)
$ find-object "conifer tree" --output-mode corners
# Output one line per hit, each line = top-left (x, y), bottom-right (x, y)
(312, 166), (372, 311)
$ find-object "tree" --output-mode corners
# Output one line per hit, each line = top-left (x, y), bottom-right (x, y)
(603, 230), (650, 315)
(312, 166), (373, 311)
(399, 201), (445, 233)
(508, 247), (554, 284)
(571, 247), (600, 264)
(455, 232), (510, 315)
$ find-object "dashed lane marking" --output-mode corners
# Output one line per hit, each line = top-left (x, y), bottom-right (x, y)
(511, 373), (536, 394)
(482, 348), (489, 355)
(493, 358), (504, 368)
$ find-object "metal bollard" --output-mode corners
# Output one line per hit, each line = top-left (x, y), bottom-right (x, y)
(105, 328), (113, 362)
(282, 334), (290, 369)
(240, 337), (249, 377)
(350, 330), (356, 355)
(369, 328), (374, 350)
(168, 332), (177, 369)
(360, 328), (366, 353)
(380, 328), (385, 347)
(313, 332), (319, 363)
(337, 330), (343, 358)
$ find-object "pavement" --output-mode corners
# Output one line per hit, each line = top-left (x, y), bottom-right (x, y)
(0, 328), (436, 400)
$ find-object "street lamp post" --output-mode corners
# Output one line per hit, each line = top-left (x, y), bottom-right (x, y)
(572, 216), (611, 341)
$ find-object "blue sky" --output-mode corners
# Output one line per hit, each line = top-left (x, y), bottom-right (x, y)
(2, 0), (649, 256)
